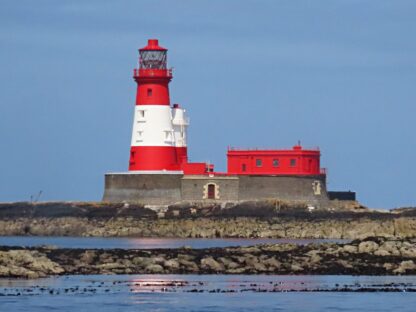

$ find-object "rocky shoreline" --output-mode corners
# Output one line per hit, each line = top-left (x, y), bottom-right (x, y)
(2, 216), (416, 239)
(0, 201), (415, 239)
(1, 236), (416, 278)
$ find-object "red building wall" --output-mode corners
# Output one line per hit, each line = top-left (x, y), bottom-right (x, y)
(227, 145), (323, 175)
(182, 162), (209, 174)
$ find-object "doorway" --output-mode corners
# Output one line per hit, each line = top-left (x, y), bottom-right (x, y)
(207, 184), (216, 199)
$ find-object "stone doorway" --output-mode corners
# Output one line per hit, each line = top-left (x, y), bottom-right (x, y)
(207, 183), (216, 199)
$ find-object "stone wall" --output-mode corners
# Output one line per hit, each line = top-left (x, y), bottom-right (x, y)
(103, 173), (329, 205)
(102, 173), (182, 204)
(238, 175), (328, 205)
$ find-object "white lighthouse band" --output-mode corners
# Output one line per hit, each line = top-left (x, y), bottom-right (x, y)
(131, 105), (189, 148)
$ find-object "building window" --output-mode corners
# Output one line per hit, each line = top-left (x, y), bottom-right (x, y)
(242, 164), (246, 172)
(139, 110), (145, 118)
(147, 88), (152, 96)
(290, 159), (297, 167)
(256, 159), (262, 167)
(272, 159), (279, 167)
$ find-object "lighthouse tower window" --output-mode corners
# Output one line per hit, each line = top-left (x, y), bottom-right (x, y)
(256, 159), (262, 167)
(147, 88), (153, 97)
(272, 159), (279, 167)
(290, 159), (297, 167)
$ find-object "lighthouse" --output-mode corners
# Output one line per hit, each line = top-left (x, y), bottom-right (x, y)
(104, 38), (336, 205)
(129, 39), (189, 172)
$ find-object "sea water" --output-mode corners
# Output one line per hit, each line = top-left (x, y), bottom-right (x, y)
(1, 274), (416, 311)
(0, 236), (348, 249)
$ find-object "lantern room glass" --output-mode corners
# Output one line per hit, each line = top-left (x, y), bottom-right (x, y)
(139, 50), (167, 69)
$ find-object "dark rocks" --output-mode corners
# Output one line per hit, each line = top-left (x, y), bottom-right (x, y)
(200, 257), (224, 272)
(0, 250), (64, 278)
(1, 216), (415, 239)
(358, 241), (379, 253)
(0, 236), (415, 278)
(145, 264), (164, 273)
(0, 202), (416, 239)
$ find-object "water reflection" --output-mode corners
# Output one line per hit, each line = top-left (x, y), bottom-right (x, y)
(0, 236), (349, 249)
(1, 275), (416, 312)
(2, 274), (416, 293)
(128, 277), (188, 293)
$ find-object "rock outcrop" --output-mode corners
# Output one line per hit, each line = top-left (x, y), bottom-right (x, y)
(0, 202), (415, 239)
(0, 248), (63, 278)
(0, 216), (415, 239)
(1, 237), (416, 278)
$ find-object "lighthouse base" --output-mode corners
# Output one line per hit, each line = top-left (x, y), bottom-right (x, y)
(103, 173), (182, 205)
(103, 173), (330, 207)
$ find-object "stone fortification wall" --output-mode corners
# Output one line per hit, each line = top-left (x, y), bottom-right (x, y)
(238, 175), (328, 205)
(103, 173), (329, 205)
(102, 173), (182, 204)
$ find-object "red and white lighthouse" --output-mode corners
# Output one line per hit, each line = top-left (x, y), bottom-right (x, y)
(129, 39), (189, 172)
(104, 39), (332, 204)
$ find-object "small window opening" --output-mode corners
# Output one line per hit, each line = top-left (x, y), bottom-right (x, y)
(272, 159), (279, 167)
(256, 159), (262, 167)
(290, 159), (297, 167)
(242, 164), (247, 172)
(147, 88), (152, 96)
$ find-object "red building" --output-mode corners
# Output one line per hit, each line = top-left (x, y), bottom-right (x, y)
(227, 145), (324, 175)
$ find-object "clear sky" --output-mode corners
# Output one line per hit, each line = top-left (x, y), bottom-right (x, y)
(0, 0), (415, 209)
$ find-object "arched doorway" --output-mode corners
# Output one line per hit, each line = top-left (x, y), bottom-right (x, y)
(207, 183), (216, 199)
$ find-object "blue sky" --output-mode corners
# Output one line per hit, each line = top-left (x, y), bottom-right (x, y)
(0, 0), (415, 208)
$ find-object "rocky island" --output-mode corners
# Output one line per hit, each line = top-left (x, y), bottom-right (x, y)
(1, 201), (415, 278)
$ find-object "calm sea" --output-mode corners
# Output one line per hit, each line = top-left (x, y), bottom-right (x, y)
(0, 236), (348, 249)
(1, 274), (416, 311)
